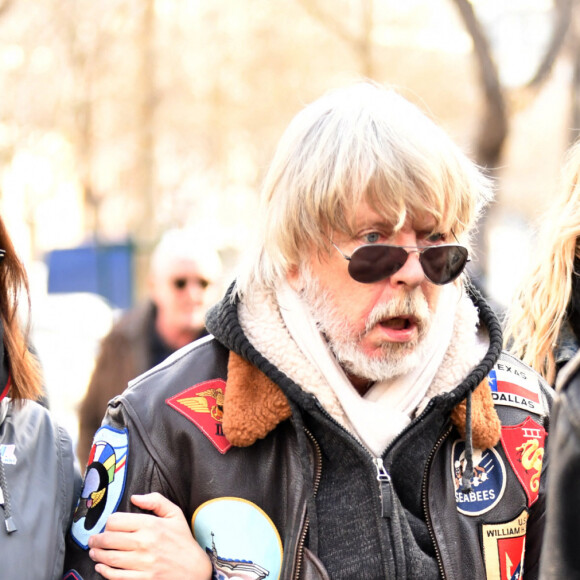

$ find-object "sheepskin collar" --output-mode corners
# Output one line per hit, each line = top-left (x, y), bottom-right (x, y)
(217, 286), (502, 451)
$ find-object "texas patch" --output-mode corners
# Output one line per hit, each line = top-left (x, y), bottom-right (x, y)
(166, 379), (231, 454)
(482, 509), (528, 580)
(501, 417), (546, 507)
(488, 363), (542, 413)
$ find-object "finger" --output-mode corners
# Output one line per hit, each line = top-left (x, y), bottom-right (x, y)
(101, 511), (157, 533)
(94, 561), (142, 580)
(89, 530), (141, 552)
(130, 492), (181, 519)
(90, 546), (152, 573)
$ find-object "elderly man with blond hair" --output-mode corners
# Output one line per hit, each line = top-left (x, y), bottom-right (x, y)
(65, 81), (551, 580)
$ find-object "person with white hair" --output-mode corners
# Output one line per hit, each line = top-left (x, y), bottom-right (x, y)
(65, 81), (551, 580)
(76, 229), (222, 467)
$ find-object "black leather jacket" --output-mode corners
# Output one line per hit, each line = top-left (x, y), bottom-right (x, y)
(539, 351), (580, 579)
(64, 289), (552, 580)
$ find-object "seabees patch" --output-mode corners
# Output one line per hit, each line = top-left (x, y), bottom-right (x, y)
(488, 363), (542, 413)
(166, 379), (231, 454)
(70, 426), (129, 549)
(192, 497), (282, 580)
(452, 440), (506, 516)
(482, 509), (528, 580)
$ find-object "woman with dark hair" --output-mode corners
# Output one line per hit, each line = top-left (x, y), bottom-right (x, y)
(0, 215), (80, 578)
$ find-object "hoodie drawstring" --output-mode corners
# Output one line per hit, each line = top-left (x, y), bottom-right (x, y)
(461, 389), (474, 494)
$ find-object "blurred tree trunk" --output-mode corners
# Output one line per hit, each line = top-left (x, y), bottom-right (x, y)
(133, 0), (157, 301)
(451, 0), (507, 170)
(296, 0), (376, 77)
(451, 0), (573, 290)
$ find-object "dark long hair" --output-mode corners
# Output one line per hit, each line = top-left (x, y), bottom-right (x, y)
(0, 216), (41, 401)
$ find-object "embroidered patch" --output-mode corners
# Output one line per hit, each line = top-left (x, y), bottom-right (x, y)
(488, 364), (542, 413)
(192, 497), (282, 580)
(0, 444), (16, 465)
(501, 417), (546, 507)
(63, 571), (84, 580)
(452, 440), (506, 516)
(166, 380), (231, 454)
(482, 509), (528, 580)
(70, 426), (129, 549)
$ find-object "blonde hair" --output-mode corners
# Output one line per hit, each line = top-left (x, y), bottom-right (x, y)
(235, 80), (493, 297)
(505, 139), (580, 383)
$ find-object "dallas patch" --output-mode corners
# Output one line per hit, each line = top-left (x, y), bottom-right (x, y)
(501, 417), (546, 507)
(166, 379), (231, 454)
(192, 497), (283, 579)
(452, 440), (506, 516)
(70, 426), (129, 549)
(488, 364), (542, 413)
(482, 509), (528, 580)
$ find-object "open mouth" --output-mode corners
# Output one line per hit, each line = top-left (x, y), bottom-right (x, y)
(379, 316), (416, 331)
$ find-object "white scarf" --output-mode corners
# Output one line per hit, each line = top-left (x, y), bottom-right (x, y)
(239, 282), (488, 457)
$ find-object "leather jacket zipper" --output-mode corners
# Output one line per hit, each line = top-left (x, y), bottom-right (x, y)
(422, 424), (452, 580)
(294, 427), (323, 580)
(374, 457), (392, 518)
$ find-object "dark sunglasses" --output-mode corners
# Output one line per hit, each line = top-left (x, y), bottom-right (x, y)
(331, 242), (469, 285)
(172, 277), (210, 290)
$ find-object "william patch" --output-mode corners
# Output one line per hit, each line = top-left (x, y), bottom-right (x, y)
(488, 365), (542, 413)
(482, 509), (528, 580)
(501, 417), (546, 507)
(166, 380), (231, 454)
(452, 441), (506, 516)
(192, 497), (282, 580)
(70, 426), (129, 549)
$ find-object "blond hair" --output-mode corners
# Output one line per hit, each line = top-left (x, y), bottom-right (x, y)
(235, 80), (493, 297)
(505, 140), (580, 383)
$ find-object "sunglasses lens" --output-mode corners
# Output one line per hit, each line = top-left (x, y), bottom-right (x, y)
(348, 245), (408, 283)
(420, 245), (468, 285)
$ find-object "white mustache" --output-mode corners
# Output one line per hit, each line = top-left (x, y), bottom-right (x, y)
(364, 291), (430, 334)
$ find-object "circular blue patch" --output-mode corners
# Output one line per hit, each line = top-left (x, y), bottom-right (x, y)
(192, 497), (282, 580)
(452, 440), (506, 516)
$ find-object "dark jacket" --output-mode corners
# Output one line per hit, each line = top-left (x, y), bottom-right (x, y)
(538, 350), (580, 579)
(76, 302), (175, 468)
(64, 288), (552, 579)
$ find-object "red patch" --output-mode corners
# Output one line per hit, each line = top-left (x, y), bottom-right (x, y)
(166, 380), (231, 454)
(498, 535), (525, 580)
(500, 417), (546, 506)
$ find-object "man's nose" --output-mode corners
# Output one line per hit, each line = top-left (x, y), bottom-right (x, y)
(388, 250), (426, 288)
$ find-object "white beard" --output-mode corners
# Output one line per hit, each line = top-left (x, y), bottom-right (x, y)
(298, 270), (435, 381)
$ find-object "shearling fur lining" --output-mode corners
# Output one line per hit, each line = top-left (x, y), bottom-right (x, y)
(224, 287), (502, 449)
(223, 351), (291, 446)
(450, 377), (501, 449)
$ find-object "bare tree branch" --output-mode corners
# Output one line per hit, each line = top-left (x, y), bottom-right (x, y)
(527, 0), (573, 88)
(294, 0), (356, 45)
(0, 0), (15, 20)
(450, 0), (507, 169)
